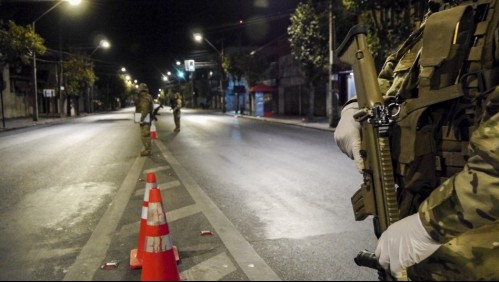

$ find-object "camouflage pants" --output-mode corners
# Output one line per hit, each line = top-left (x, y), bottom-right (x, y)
(140, 124), (151, 152)
(173, 110), (181, 129)
(408, 221), (499, 281)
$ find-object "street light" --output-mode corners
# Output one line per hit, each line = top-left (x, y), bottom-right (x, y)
(32, 0), (81, 121)
(193, 32), (225, 112)
(87, 39), (111, 113)
(89, 39), (111, 57)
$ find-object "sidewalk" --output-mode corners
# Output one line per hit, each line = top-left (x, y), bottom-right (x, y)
(227, 111), (336, 132)
(0, 110), (337, 132)
(0, 116), (66, 132)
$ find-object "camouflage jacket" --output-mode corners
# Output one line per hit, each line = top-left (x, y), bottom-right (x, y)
(171, 96), (182, 112)
(376, 2), (499, 278)
(374, 1), (499, 244)
(410, 86), (499, 281)
(135, 90), (153, 124)
(418, 87), (498, 242)
(335, 1), (499, 279)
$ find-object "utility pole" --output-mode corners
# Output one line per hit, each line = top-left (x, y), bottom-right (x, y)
(193, 33), (225, 113)
(220, 40), (225, 113)
(328, 0), (340, 127)
(58, 24), (65, 117)
(1, 65), (5, 128)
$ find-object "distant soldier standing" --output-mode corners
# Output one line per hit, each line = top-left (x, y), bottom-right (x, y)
(135, 83), (153, 156)
(171, 92), (182, 132)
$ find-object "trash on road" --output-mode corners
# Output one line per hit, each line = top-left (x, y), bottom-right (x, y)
(200, 230), (213, 236)
(100, 260), (119, 270)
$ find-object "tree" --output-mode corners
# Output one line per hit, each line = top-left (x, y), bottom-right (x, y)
(63, 54), (96, 116)
(222, 48), (268, 87)
(0, 20), (46, 72)
(222, 50), (244, 85)
(243, 53), (268, 87)
(117, 71), (135, 108)
(288, 0), (329, 121)
(342, 0), (428, 68)
(0, 20), (46, 121)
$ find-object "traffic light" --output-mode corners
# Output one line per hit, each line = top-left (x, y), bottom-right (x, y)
(177, 70), (185, 79)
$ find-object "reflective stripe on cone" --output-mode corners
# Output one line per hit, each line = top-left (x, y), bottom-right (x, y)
(141, 187), (181, 281)
(130, 172), (157, 269)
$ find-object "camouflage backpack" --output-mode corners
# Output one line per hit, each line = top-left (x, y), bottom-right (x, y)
(382, 0), (499, 217)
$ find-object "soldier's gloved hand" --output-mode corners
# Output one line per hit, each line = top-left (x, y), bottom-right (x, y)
(334, 102), (364, 173)
(375, 213), (442, 279)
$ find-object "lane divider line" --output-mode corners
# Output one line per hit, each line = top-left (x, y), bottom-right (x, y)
(155, 139), (281, 281)
(63, 156), (146, 281)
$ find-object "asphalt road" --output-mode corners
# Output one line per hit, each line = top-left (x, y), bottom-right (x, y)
(0, 107), (378, 281)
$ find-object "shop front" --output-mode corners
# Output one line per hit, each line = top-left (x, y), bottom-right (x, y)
(248, 83), (276, 117)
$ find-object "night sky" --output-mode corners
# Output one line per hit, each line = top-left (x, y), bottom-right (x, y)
(1, 0), (303, 91)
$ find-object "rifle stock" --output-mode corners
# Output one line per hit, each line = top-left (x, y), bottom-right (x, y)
(336, 25), (403, 281)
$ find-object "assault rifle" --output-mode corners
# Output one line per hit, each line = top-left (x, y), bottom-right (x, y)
(152, 105), (163, 121)
(336, 25), (404, 281)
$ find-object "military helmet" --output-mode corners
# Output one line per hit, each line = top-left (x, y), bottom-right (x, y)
(138, 83), (149, 92)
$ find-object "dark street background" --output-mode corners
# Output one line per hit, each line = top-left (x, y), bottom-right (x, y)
(0, 0), (303, 91)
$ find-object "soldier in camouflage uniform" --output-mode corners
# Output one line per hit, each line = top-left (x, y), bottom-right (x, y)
(335, 0), (499, 280)
(135, 83), (153, 157)
(171, 92), (182, 132)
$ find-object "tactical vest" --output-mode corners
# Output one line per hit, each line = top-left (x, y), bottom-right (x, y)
(387, 0), (499, 216)
(170, 96), (181, 109)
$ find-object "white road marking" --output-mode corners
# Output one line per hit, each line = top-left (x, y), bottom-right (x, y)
(180, 252), (237, 281)
(134, 180), (181, 197)
(156, 140), (281, 281)
(62, 156), (146, 281)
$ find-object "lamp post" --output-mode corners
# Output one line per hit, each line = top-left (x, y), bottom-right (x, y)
(193, 33), (225, 112)
(32, 0), (81, 121)
(87, 39), (110, 113)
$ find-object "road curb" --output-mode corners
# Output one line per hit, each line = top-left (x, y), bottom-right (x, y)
(228, 113), (336, 132)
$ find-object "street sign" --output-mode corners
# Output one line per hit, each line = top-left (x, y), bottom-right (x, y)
(43, 89), (55, 97)
(185, 60), (195, 72)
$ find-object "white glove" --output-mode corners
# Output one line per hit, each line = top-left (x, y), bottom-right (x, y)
(375, 213), (442, 279)
(334, 102), (364, 173)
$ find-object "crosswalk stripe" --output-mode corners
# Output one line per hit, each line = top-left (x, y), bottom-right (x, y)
(134, 180), (181, 197)
(143, 165), (170, 174)
(116, 204), (201, 239)
(180, 252), (236, 281)
(166, 204), (201, 223)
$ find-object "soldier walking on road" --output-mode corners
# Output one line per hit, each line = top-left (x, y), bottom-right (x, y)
(171, 92), (182, 132)
(135, 83), (153, 156)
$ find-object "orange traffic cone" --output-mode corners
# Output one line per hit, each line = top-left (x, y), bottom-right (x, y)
(141, 187), (181, 281)
(130, 172), (158, 269)
(150, 123), (157, 139)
